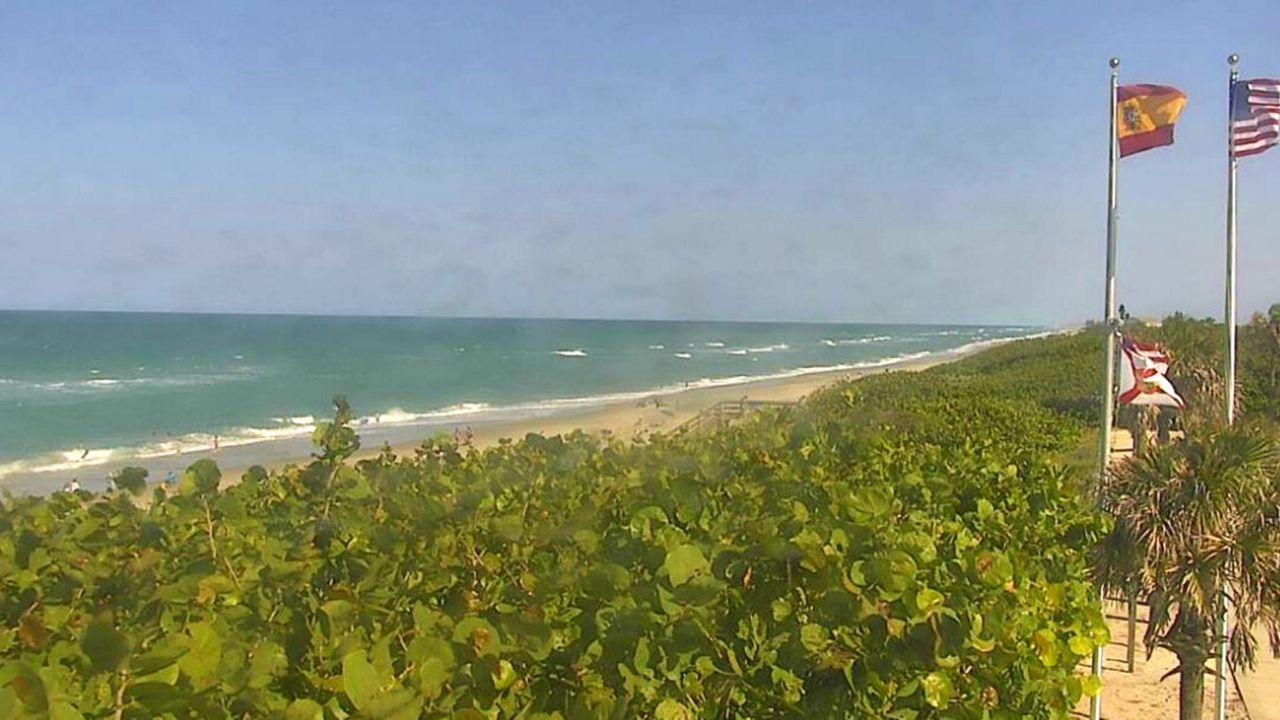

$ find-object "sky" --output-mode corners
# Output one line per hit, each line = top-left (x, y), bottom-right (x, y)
(1, 1), (1278, 326)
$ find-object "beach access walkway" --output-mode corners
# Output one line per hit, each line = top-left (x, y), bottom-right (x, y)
(1076, 427), (1280, 719)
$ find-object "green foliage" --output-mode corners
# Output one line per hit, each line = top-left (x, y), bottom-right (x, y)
(0, 333), (1108, 718)
(1096, 423), (1280, 719)
(313, 394), (360, 463)
(111, 468), (148, 497)
(180, 458), (222, 496)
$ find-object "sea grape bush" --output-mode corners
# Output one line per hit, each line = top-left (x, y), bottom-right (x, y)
(0, 332), (1108, 719)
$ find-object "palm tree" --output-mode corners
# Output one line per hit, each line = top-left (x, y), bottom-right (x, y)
(1094, 424), (1280, 719)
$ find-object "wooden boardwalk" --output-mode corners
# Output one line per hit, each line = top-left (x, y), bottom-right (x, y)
(674, 398), (798, 433)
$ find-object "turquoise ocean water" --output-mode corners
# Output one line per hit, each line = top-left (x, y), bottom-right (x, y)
(0, 311), (1043, 493)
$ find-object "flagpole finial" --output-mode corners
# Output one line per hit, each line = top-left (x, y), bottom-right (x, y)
(1228, 53), (1239, 66)
(1109, 57), (1120, 69)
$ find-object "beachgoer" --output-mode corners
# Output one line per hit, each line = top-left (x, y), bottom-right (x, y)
(64, 478), (81, 493)
(164, 470), (177, 487)
(213, 434), (220, 451)
(105, 476), (116, 493)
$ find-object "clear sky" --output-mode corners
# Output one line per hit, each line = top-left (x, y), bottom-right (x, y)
(1, 1), (1278, 325)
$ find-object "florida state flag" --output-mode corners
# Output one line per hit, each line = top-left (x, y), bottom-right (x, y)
(1118, 337), (1185, 407)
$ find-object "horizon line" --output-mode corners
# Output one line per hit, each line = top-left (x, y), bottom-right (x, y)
(0, 306), (1062, 328)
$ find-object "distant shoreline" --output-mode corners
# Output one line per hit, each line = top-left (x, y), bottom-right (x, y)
(3, 331), (1063, 497)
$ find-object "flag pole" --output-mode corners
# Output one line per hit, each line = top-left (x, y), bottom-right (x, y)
(1214, 51), (1240, 720)
(1225, 54), (1239, 427)
(1091, 55), (1121, 720)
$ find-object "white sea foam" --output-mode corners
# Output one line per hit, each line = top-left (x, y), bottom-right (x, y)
(0, 370), (260, 397)
(727, 349), (748, 355)
(747, 343), (789, 353)
(554, 349), (588, 358)
(673, 352), (692, 359)
(648, 344), (665, 350)
(0, 330), (1063, 483)
(822, 335), (893, 346)
(705, 341), (726, 348)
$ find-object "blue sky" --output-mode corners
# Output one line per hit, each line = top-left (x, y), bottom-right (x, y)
(1, 1), (1278, 324)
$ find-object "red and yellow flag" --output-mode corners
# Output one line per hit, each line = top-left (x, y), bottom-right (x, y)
(1116, 84), (1187, 157)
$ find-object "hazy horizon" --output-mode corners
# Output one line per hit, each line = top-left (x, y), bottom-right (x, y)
(0, 306), (1058, 328)
(3, 2), (1278, 325)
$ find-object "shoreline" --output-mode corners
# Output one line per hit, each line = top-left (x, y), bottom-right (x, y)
(2, 334), (1047, 497)
(209, 350), (954, 485)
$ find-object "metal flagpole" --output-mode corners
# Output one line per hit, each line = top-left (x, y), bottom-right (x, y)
(1091, 55), (1121, 720)
(1214, 51), (1240, 720)
(1225, 55), (1239, 426)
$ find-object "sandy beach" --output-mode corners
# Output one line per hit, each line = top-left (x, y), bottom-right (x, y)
(216, 348), (963, 483)
(1, 335), (1034, 497)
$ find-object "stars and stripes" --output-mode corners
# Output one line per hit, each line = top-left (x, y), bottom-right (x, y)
(1231, 78), (1280, 158)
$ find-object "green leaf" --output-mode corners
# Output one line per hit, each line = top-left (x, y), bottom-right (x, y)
(491, 515), (525, 542)
(915, 587), (945, 615)
(850, 486), (893, 520)
(177, 622), (222, 687)
(132, 644), (190, 676)
(0, 663), (48, 712)
(359, 687), (423, 720)
(974, 550), (1013, 587)
(248, 641), (287, 689)
(407, 636), (455, 670)
(663, 544), (710, 587)
(1067, 634), (1094, 657)
(800, 624), (830, 654)
(418, 658), (449, 700)
(127, 682), (188, 714)
(285, 698), (325, 720)
(48, 701), (84, 720)
(343, 650), (385, 711)
(181, 458), (222, 495)
(1081, 674), (1102, 697)
(1033, 629), (1059, 667)
(80, 618), (128, 674)
(452, 617), (500, 657)
(921, 671), (954, 709)
(771, 599), (792, 622)
(655, 698), (695, 720)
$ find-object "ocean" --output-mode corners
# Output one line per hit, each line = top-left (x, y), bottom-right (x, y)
(0, 311), (1044, 494)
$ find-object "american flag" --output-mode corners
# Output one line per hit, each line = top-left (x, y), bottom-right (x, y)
(1232, 77), (1280, 158)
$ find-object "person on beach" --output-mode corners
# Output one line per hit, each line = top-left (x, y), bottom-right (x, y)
(164, 470), (177, 488)
(104, 475), (116, 494)
(213, 434), (220, 452)
(63, 478), (80, 493)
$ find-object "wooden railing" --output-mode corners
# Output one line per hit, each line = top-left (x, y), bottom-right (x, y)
(676, 399), (799, 434)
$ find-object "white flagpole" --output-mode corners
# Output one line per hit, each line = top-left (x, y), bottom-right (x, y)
(1225, 56), (1239, 427)
(1091, 55), (1121, 720)
(1214, 51), (1240, 720)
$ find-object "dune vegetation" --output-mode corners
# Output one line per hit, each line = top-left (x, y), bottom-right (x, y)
(3, 317), (1277, 719)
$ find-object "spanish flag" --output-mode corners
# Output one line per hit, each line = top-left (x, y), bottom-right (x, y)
(1117, 84), (1188, 157)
